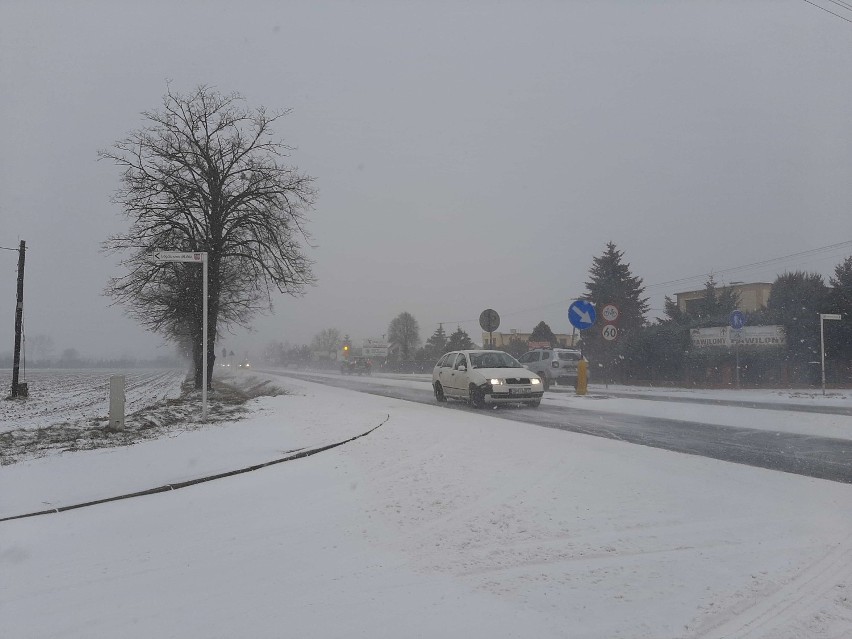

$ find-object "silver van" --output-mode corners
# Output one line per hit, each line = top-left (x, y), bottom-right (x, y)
(517, 348), (586, 390)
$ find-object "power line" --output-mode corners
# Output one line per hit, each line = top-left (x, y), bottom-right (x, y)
(643, 240), (852, 291)
(437, 240), (852, 328)
(801, 0), (852, 23)
(826, 0), (852, 12)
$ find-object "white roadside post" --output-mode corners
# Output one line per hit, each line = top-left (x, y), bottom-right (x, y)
(819, 313), (842, 396)
(153, 251), (209, 420)
(109, 375), (126, 430)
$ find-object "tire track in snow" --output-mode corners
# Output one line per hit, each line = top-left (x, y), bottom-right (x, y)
(694, 532), (852, 638)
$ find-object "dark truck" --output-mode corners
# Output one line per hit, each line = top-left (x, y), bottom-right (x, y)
(341, 357), (372, 376)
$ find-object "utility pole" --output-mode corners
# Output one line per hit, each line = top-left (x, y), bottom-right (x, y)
(11, 240), (26, 398)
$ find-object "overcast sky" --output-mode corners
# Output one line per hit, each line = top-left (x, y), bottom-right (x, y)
(2, 0), (851, 361)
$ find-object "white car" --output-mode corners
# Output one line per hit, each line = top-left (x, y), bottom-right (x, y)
(432, 350), (543, 408)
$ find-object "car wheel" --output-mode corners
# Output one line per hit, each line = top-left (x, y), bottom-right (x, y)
(469, 384), (485, 409)
(526, 399), (541, 408)
(434, 382), (447, 403)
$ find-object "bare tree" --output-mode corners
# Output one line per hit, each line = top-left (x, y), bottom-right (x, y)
(101, 84), (316, 388)
(388, 312), (420, 361)
(311, 328), (341, 359)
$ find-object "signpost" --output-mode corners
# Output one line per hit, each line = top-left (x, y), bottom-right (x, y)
(479, 309), (500, 348)
(730, 310), (746, 330)
(362, 338), (390, 358)
(568, 300), (596, 331)
(729, 310), (746, 389)
(601, 304), (619, 324)
(819, 313), (842, 396)
(154, 250), (209, 419)
(568, 300), (596, 392)
(601, 303), (619, 343)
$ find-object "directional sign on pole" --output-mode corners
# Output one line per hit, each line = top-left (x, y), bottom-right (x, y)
(153, 251), (204, 263)
(568, 300), (596, 331)
(729, 310), (746, 330)
(152, 249), (209, 419)
(819, 313), (842, 396)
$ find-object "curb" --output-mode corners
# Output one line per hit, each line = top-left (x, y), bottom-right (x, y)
(0, 414), (390, 523)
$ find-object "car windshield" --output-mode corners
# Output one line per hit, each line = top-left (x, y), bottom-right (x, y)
(469, 352), (522, 369)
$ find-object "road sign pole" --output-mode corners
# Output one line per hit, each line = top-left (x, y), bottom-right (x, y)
(152, 250), (208, 419)
(819, 313), (843, 396)
(729, 311), (746, 390)
(735, 339), (740, 390)
(202, 252), (208, 420)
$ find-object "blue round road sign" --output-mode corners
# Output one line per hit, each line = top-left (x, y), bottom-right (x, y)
(729, 310), (746, 330)
(568, 300), (597, 330)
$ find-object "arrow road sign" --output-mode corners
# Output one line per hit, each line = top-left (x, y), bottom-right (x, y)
(730, 310), (746, 330)
(568, 300), (596, 330)
(153, 251), (204, 263)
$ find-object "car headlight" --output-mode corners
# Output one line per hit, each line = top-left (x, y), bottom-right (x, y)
(489, 378), (504, 385)
(531, 378), (541, 385)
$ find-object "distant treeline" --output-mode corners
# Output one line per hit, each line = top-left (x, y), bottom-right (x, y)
(0, 354), (187, 369)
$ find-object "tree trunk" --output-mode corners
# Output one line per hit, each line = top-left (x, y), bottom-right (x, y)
(192, 267), (220, 391)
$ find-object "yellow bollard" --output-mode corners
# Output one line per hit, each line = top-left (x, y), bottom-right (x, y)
(576, 359), (588, 395)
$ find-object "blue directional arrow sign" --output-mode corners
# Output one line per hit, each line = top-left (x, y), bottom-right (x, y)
(568, 300), (597, 330)
(729, 310), (746, 330)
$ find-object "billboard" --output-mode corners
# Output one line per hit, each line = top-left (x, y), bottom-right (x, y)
(362, 338), (390, 358)
(690, 325), (786, 348)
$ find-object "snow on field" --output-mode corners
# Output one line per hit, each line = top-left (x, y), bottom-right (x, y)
(1, 368), (186, 433)
(2, 372), (852, 638)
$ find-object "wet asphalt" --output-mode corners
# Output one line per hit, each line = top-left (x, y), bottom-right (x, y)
(262, 370), (852, 485)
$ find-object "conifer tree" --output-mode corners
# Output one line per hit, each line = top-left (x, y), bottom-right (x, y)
(582, 242), (649, 380)
(424, 324), (449, 360)
(828, 256), (852, 363)
(529, 321), (557, 347)
(446, 326), (476, 351)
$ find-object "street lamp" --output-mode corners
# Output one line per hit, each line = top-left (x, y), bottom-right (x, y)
(819, 313), (842, 396)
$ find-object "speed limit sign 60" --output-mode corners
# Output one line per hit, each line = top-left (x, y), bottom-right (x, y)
(602, 324), (618, 341)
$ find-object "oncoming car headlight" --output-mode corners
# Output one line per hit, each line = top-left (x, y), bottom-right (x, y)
(489, 378), (504, 386)
(531, 378), (541, 385)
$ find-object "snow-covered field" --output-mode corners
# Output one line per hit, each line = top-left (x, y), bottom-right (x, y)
(2, 370), (852, 638)
(1, 368), (186, 433)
